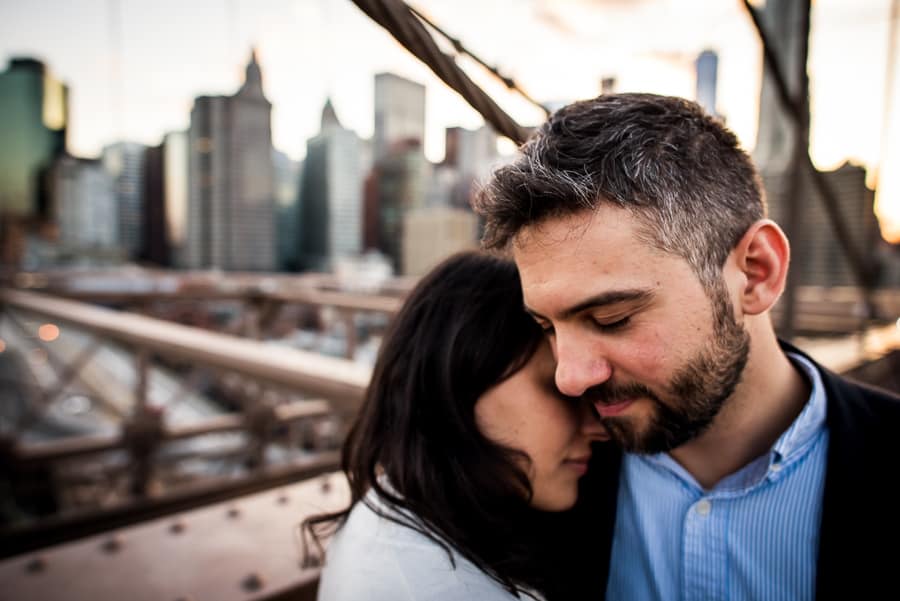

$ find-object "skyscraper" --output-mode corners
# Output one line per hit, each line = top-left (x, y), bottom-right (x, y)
(373, 73), (426, 162)
(187, 50), (276, 271)
(402, 206), (477, 276)
(273, 148), (301, 271)
(49, 155), (118, 257)
(371, 73), (428, 271)
(375, 139), (431, 273)
(0, 57), (68, 219)
(442, 125), (499, 209)
(695, 50), (719, 118)
(297, 100), (365, 271)
(163, 131), (189, 268)
(103, 141), (146, 259)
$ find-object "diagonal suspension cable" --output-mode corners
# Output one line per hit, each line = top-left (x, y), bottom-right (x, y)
(350, 0), (531, 145)
(743, 0), (877, 297)
(405, 4), (550, 117)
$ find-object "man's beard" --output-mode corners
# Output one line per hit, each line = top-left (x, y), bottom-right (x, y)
(588, 280), (750, 454)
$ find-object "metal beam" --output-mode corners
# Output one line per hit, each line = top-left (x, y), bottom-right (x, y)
(0, 289), (370, 417)
(10, 400), (334, 463)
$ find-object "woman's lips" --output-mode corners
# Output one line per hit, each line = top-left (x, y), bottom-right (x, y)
(595, 399), (634, 418)
(564, 455), (591, 475)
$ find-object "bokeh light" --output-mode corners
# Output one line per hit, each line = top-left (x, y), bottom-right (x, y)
(38, 323), (60, 342)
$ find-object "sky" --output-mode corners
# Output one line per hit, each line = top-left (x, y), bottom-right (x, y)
(1, 0), (898, 241)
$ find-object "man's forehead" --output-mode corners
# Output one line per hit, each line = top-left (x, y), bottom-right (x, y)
(511, 211), (598, 251)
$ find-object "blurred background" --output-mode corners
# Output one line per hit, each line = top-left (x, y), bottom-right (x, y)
(0, 0), (898, 599)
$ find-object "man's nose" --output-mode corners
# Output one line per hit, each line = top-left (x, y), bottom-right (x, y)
(554, 334), (612, 397)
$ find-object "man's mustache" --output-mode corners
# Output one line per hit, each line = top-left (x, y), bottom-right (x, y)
(581, 381), (662, 407)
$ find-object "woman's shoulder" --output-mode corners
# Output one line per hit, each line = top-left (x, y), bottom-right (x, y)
(317, 490), (534, 601)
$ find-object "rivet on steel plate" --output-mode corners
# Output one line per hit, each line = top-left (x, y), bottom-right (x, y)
(102, 535), (123, 553)
(25, 556), (46, 573)
(242, 572), (265, 592)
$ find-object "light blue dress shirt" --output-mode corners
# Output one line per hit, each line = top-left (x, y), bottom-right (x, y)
(606, 353), (829, 601)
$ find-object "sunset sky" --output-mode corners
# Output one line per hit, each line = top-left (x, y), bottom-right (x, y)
(1, 0), (898, 241)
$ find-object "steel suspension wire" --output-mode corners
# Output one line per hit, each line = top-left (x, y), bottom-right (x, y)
(743, 0), (877, 297)
(350, 0), (531, 145)
(405, 4), (550, 117)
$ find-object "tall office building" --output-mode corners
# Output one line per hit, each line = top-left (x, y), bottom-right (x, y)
(375, 139), (431, 273)
(0, 58), (68, 218)
(695, 50), (719, 118)
(273, 149), (301, 271)
(402, 206), (478, 276)
(143, 143), (167, 265)
(297, 100), (365, 271)
(163, 131), (189, 267)
(371, 73), (429, 271)
(49, 155), (118, 255)
(187, 50), (276, 271)
(103, 141), (146, 259)
(443, 125), (499, 208)
(373, 73), (426, 162)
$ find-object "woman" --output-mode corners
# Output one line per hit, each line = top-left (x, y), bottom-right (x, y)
(303, 251), (607, 600)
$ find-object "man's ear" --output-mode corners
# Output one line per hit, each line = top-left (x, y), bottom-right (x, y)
(730, 219), (790, 316)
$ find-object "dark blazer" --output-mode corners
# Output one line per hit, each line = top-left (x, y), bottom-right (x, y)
(545, 342), (900, 601)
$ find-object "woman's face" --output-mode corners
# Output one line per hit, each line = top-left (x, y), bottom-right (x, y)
(474, 340), (608, 511)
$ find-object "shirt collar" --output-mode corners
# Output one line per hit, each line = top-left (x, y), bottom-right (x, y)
(771, 351), (827, 463)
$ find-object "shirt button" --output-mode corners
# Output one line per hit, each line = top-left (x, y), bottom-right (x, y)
(771, 462), (783, 473)
(695, 499), (711, 516)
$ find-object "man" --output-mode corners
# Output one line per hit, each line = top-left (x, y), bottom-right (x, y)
(475, 93), (900, 601)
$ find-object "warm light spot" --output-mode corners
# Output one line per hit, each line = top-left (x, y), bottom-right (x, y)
(38, 324), (60, 342)
(0, 339), (5, 353)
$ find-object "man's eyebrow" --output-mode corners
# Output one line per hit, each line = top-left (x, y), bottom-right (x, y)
(525, 289), (655, 321)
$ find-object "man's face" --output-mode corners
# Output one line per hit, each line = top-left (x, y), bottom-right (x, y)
(512, 206), (750, 454)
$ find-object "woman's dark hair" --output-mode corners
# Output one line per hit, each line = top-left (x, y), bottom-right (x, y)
(302, 250), (554, 595)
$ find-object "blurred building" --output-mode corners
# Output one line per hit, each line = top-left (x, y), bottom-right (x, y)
(297, 100), (366, 272)
(102, 141), (147, 259)
(600, 76), (617, 95)
(187, 50), (276, 271)
(142, 132), (189, 267)
(373, 73), (425, 163)
(0, 57), (68, 218)
(442, 125), (499, 209)
(49, 154), (119, 260)
(362, 170), (380, 251)
(273, 149), (301, 271)
(163, 131), (189, 268)
(695, 49), (719, 118)
(369, 73), (430, 273)
(142, 144), (168, 265)
(402, 206), (477, 276)
(375, 139), (431, 273)
(763, 163), (881, 287)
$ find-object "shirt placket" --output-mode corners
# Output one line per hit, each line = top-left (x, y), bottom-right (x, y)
(682, 494), (727, 601)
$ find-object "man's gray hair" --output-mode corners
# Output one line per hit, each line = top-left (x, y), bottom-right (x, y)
(474, 93), (766, 288)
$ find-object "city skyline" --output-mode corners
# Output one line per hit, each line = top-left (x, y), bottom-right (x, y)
(1, 0), (898, 240)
